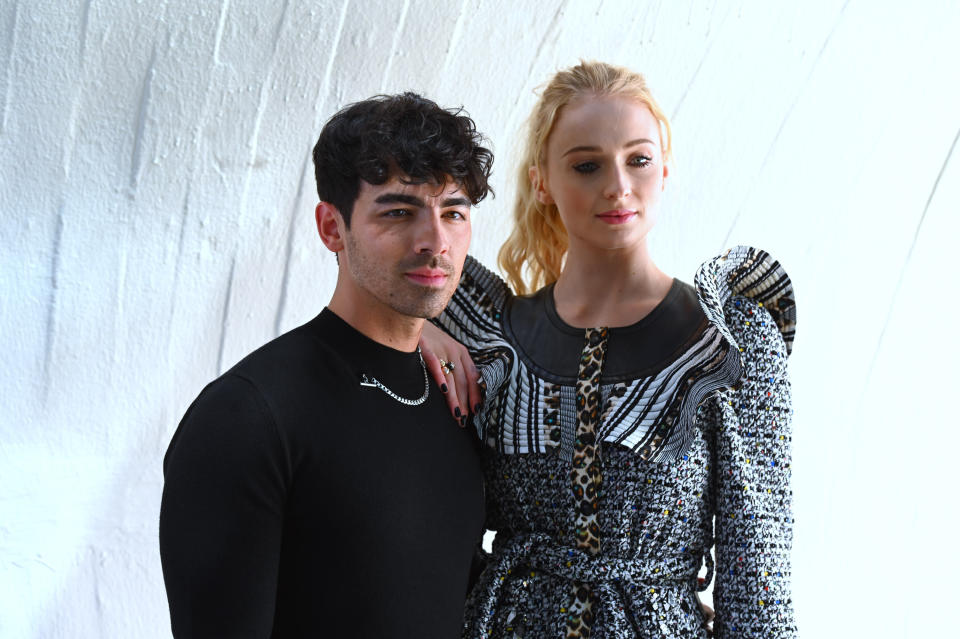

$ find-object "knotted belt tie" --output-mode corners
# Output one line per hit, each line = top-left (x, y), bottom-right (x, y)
(472, 533), (712, 638)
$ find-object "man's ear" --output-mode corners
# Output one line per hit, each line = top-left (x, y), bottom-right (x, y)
(316, 202), (346, 252)
(528, 165), (554, 205)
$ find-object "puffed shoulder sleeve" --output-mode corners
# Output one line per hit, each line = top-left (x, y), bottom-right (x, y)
(433, 255), (517, 438)
(694, 245), (796, 357)
(695, 246), (798, 638)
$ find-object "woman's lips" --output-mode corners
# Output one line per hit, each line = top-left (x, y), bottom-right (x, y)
(596, 209), (637, 224)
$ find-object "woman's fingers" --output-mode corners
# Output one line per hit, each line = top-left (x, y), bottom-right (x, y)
(416, 322), (481, 425)
(462, 352), (483, 416)
(419, 345), (446, 391)
(448, 356), (471, 427)
(420, 346), (460, 420)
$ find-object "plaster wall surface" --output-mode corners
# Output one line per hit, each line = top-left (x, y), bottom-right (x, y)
(1, 1), (958, 637)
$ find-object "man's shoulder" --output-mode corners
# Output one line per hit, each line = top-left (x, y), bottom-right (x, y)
(166, 314), (350, 467)
(183, 313), (353, 436)
(226, 313), (348, 391)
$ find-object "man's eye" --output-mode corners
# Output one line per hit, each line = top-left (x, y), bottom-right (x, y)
(383, 209), (410, 217)
(629, 155), (653, 168)
(572, 161), (599, 174)
(444, 210), (467, 220)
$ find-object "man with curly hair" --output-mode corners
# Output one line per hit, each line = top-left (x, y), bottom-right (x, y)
(160, 93), (494, 638)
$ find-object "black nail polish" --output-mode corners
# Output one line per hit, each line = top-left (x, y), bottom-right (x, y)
(441, 384), (448, 393)
(460, 415), (467, 427)
(474, 403), (482, 413)
(454, 406), (462, 418)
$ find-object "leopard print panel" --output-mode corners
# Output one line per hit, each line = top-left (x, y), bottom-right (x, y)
(566, 326), (608, 638)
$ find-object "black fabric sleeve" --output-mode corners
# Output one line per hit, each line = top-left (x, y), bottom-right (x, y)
(160, 374), (291, 638)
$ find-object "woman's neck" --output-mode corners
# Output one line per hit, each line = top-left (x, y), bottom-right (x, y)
(552, 241), (674, 329)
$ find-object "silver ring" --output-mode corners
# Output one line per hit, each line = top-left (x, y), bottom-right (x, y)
(439, 359), (455, 375)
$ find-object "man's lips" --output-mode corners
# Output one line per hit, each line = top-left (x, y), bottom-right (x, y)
(404, 269), (450, 286)
(596, 209), (637, 224)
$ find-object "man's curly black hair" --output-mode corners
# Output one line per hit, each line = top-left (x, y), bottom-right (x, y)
(312, 92), (494, 226)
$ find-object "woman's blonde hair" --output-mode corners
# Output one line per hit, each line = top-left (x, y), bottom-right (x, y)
(497, 61), (673, 295)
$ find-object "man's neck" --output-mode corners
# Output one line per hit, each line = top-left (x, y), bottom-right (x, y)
(327, 291), (424, 353)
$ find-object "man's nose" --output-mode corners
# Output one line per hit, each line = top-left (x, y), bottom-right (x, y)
(414, 212), (449, 255)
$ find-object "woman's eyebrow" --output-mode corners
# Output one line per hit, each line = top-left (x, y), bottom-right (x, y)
(562, 138), (656, 157)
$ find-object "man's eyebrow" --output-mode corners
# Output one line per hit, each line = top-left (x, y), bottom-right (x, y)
(374, 193), (425, 207)
(373, 193), (471, 208)
(561, 138), (657, 157)
(441, 196), (471, 208)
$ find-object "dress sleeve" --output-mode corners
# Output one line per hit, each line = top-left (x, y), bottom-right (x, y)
(159, 374), (291, 638)
(695, 246), (798, 638)
(433, 254), (511, 353)
(433, 255), (517, 439)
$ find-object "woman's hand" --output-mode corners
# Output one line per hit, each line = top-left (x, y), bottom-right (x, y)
(698, 596), (715, 636)
(419, 321), (483, 426)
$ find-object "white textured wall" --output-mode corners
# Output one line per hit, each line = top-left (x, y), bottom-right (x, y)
(1, 1), (958, 637)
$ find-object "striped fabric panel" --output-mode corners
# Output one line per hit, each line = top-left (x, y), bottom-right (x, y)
(695, 245), (797, 355)
(437, 248), (794, 461)
(598, 326), (738, 460)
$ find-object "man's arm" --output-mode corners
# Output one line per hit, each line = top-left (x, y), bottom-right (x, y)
(160, 374), (290, 638)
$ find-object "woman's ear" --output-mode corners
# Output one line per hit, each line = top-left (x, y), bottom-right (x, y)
(661, 162), (669, 190)
(529, 165), (555, 205)
(315, 202), (346, 253)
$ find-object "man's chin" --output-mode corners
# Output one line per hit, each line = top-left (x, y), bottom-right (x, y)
(390, 291), (455, 320)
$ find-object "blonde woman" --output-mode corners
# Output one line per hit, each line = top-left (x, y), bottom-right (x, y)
(422, 61), (797, 638)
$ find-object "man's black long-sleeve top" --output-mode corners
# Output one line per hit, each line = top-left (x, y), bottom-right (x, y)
(160, 308), (485, 637)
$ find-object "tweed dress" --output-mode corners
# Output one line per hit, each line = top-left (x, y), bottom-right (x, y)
(435, 246), (797, 639)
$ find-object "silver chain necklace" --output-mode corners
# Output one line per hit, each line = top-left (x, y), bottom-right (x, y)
(359, 347), (429, 406)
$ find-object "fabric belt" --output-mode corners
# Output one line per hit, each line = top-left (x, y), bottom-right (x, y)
(472, 533), (712, 638)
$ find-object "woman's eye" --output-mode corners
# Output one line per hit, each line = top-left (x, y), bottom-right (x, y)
(572, 161), (599, 174)
(629, 155), (653, 168)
